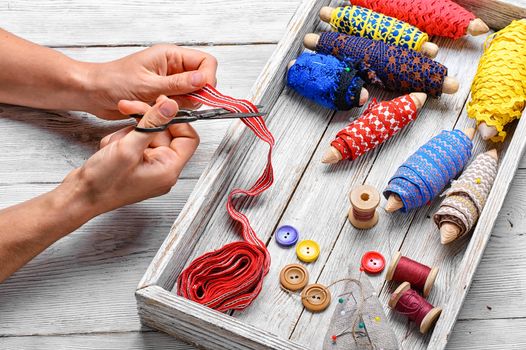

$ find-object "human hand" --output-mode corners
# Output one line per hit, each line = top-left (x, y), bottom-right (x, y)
(62, 95), (199, 217)
(82, 45), (217, 120)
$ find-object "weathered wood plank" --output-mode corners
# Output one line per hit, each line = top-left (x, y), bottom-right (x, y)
(0, 44), (275, 183)
(455, 0), (526, 30)
(3, 317), (526, 350)
(0, 180), (195, 336)
(137, 286), (304, 350)
(0, 0), (300, 46)
(459, 172), (526, 320)
(0, 331), (194, 350)
(448, 318), (526, 349)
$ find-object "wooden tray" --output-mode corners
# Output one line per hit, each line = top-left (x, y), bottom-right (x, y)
(136, 1), (526, 349)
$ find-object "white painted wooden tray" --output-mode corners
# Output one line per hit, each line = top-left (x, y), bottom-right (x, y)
(136, 1), (526, 349)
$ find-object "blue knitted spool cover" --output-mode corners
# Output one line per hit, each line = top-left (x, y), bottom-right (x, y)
(287, 52), (365, 110)
(315, 32), (448, 98)
(383, 130), (473, 212)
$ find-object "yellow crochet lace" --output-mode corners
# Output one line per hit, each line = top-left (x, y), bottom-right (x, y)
(467, 20), (526, 142)
(329, 5), (428, 52)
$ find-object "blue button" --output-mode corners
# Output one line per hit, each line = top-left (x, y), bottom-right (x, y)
(275, 225), (299, 247)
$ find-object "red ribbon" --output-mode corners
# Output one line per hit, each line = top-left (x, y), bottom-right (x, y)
(176, 85), (274, 312)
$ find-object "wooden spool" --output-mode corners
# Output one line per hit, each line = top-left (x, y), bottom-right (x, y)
(303, 33), (459, 94)
(388, 282), (442, 334)
(322, 92), (427, 164)
(385, 251), (438, 297)
(385, 127), (476, 213)
(348, 184), (380, 229)
(477, 122), (499, 141)
(467, 18), (490, 36)
(319, 6), (439, 58)
(439, 148), (499, 244)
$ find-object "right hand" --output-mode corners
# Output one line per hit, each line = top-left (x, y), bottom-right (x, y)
(62, 95), (199, 217)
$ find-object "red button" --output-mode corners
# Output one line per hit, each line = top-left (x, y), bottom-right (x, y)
(361, 251), (385, 274)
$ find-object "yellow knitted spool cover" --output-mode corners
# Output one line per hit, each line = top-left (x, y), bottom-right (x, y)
(468, 20), (526, 142)
(329, 5), (428, 52)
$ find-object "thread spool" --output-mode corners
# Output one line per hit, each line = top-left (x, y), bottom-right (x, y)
(388, 282), (442, 334)
(385, 251), (438, 297)
(320, 6), (439, 58)
(287, 53), (369, 110)
(322, 93), (427, 164)
(304, 33), (459, 96)
(348, 185), (380, 229)
(468, 20), (526, 142)
(384, 128), (475, 213)
(350, 0), (489, 38)
(435, 149), (499, 244)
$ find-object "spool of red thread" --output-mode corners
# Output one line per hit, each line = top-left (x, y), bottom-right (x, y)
(388, 282), (442, 334)
(385, 251), (438, 297)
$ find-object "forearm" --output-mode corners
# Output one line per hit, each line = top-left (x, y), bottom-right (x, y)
(0, 29), (94, 111)
(0, 171), (95, 282)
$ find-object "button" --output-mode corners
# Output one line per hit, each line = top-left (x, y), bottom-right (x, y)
(301, 283), (331, 312)
(279, 264), (309, 291)
(275, 225), (299, 247)
(361, 251), (386, 274)
(296, 240), (320, 263)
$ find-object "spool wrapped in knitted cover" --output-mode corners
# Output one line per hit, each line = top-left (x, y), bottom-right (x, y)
(330, 5), (428, 52)
(316, 32), (447, 97)
(351, 0), (475, 39)
(434, 152), (498, 239)
(383, 130), (473, 212)
(331, 94), (418, 161)
(287, 52), (365, 110)
(467, 20), (526, 142)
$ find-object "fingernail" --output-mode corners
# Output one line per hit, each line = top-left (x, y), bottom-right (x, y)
(191, 72), (204, 87)
(159, 100), (178, 117)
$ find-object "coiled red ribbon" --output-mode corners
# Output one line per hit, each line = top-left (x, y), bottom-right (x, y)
(176, 85), (274, 312)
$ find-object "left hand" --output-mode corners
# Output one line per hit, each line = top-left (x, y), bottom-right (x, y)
(84, 44), (218, 120)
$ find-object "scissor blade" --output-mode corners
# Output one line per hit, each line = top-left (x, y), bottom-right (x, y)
(203, 112), (268, 120)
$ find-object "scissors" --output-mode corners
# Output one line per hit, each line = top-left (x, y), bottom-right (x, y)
(130, 106), (267, 133)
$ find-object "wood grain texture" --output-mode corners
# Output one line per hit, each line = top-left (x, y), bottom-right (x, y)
(3, 318), (526, 350)
(137, 286), (304, 350)
(0, 0), (301, 46)
(455, 0), (526, 29)
(0, 180), (195, 336)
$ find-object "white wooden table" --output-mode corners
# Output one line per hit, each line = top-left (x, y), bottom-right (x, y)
(0, 1), (525, 349)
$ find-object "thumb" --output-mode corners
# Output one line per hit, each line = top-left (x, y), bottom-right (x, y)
(122, 96), (179, 152)
(159, 71), (206, 96)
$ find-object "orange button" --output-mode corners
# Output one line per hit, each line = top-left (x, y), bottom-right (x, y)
(301, 283), (331, 312)
(361, 251), (385, 274)
(296, 240), (320, 263)
(279, 264), (309, 291)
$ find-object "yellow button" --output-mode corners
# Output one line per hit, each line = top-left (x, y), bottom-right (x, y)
(296, 240), (320, 263)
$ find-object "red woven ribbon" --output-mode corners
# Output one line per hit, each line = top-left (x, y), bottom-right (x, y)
(331, 94), (418, 161)
(176, 85), (274, 312)
(351, 0), (476, 39)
